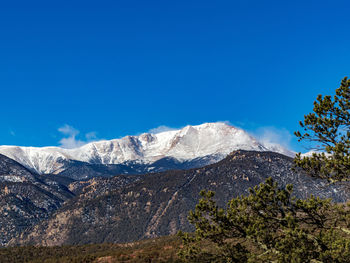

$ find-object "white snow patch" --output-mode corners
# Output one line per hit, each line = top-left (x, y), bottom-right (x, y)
(0, 122), (293, 174)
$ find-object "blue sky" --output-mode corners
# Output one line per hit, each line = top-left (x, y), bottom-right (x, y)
(0, 0), (349, 152)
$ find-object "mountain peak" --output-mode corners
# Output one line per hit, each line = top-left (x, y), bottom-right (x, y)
(0, 122), (293, 174)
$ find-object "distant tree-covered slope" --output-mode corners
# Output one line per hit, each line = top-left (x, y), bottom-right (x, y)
(0, 154), (74, 246)
(11, 151), (350, 246)
(0, 236), (182, 263)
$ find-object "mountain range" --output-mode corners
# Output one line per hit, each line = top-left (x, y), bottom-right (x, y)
(9, 150), (350, 246)
(0, 123), (294, 179)
(0, 122), (348, 247)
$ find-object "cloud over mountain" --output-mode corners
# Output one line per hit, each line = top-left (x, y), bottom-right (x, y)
(58, 124), (97, 149)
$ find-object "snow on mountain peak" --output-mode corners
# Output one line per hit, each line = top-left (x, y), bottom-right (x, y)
(0, 122), (293, 174)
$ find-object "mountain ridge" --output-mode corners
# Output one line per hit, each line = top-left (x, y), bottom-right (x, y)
(10, 150), (349, 247)
(0, 123), (294, 175)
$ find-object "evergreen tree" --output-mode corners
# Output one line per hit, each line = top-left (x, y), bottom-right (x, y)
(178, 178), (350, 263)
(294, 77), (350, 181)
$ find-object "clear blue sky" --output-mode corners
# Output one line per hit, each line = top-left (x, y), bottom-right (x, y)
(0, 0), (349, 151)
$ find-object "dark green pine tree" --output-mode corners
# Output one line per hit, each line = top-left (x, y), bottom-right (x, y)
(178, 178), (350, 262)
(294, 77), (350, 181)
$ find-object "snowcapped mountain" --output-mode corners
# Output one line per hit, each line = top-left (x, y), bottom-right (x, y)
(0, 122), (294, 175)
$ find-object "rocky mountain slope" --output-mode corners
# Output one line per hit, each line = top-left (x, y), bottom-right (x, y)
(0, 154), (74, 246)
(11, 151), (349, 246)
(42, 154), (225, 180)
(0, 123), (294, 178)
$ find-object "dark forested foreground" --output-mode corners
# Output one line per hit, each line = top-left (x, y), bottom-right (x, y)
(0, 236), (182, 263)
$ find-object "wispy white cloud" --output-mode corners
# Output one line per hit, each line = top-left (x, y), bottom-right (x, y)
(148, 125), (177, 134)
(58, 124), (84, 149)
(58, 124), (98, 149)
(85, 131), (97, 140)
(59, 136), (85, 149)
(251, 126), (293, 150)
(58, 124), (79, 137)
